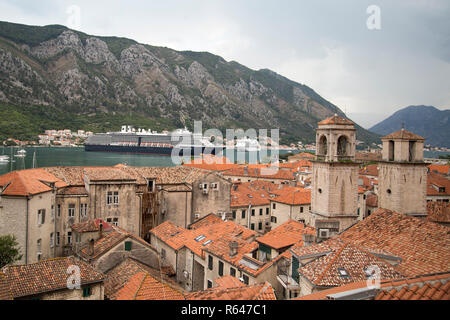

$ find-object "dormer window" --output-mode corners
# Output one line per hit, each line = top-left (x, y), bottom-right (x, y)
(147, 180), (155, 192)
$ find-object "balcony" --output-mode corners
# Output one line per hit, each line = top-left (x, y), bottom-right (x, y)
(277, 274), (299, 290)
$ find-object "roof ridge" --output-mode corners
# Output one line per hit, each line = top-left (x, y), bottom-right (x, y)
(132, 272), (148, 300)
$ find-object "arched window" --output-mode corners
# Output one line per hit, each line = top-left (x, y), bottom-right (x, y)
(388, 140), (394, 161)
(337, 135), (348, 156)
(319, 135), (327, 155)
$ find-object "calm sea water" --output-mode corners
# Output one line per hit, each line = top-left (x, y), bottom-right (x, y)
(1, 147), (448, 176)
(0, 146), (297, 175)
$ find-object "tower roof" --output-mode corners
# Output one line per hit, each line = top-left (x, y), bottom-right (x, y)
(318, 114), (354, 126)
(381, 129), (425, 141)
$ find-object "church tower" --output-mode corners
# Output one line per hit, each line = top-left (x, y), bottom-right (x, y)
(311, 114), (359, 234)
(378, 128), (427, 216)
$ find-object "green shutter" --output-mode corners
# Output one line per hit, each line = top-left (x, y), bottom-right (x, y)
(292, 256), (299, 283)
(125, 241), (132, 251)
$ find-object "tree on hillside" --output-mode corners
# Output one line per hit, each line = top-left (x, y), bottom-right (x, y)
(0, 235), (23, 268)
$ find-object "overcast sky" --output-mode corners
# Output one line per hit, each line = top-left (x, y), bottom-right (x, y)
(1, 0), (449, 128)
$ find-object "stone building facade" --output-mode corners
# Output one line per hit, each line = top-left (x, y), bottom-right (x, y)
(378, 129), (427, 217)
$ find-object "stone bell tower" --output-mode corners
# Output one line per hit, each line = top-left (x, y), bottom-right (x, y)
(311, 114), (359, 233)
(378, 128), (427, 216)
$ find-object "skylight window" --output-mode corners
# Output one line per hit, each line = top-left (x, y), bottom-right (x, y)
(338, 268), (349, 277)
(202, 240), (212, 246)
(195, 235), (206, 242)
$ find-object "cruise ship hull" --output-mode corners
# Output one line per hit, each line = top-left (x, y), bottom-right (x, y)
(85, 144), (224, 156)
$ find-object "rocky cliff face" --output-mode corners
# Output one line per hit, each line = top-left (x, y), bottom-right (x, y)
(0, 21), (379, 144)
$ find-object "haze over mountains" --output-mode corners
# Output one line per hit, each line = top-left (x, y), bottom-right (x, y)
(0, 21), (382, 144)
(369, 106), (450, 148)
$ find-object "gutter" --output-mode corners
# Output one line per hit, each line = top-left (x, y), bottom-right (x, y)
(25, 195), (29, 264)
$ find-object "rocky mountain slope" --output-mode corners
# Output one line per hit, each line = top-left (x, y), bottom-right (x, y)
(0, 21), (379, 145)
(370, 106), (450, 147)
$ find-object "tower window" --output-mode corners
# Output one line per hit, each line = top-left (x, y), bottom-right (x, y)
(337, 135), (348, 156)
(318, 188), (322, 194)
(387, 189), (392, 194)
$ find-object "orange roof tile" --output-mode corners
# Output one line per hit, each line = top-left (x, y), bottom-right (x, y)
(427, 172), (450, 196)
(340, 208), (450, 277)
(71, 219), (113, 233)
(271, 188), (311, 205)
(0, 168), (67, 196)
(292, 238), (403, 287)
(115, 272), (185, 300)
(214, 276), (246, 289)
(382, 129), (425, 141)
(151, 220), (256, 258)
(223, 166), (295, 180)
(3, 257), (105, 298)
(359, 164), (378, 177)
(427, 164), (449, 176)
(318, 114), (354, 126)
(188, 213), (224, 230)
(297, 272), (450, 300)
(186, 282), (276, 300)
(257, 220), (315, 250)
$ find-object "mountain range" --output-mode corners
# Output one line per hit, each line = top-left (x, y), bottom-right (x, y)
(0, 21), (380, 145)
(369, 105), (450, 147)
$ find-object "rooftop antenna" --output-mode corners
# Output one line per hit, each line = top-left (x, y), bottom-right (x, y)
(401, 122), (405, 130)
(32, 150), (37, 169)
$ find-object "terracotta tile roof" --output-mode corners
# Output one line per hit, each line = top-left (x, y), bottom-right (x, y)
(105, 258), (183, 300)
(278, 160), (312, 169)
(83, 167), (136, 182)
(366, 194), (378, 207)
(0, 272), (12, 300)
(56, 186), (88, 195)
(427, 164), (449, 176)
(297, 272), (450, 300)
(186, 282), (276, 300)
(292, 238), (403, 287)
(318, 114), (354, 126)
(223, 166), (295, 181)
(340, 208), (450, 277)
(426, 201), (450, 224)
(3, 257), (105, 298)
(183, 155), (239, 171)
(214, 275), (246, 289)
(115, 271), (185, 300)
(359, 164), (378, 177)
(188, 213), (224, 230)
(0, 168), (67, 196)
(375, 273), (450, 300)
(382, 129), (425, 141)
(257, 220), (315, 250)
(43, 166), (86, 185)
(271, 188), (311, 205)
(358, 186), (367, 194)
(80, 226), (156, 260)
(151, 220), (255, 258)
(427, 172), (450, 196)
(71, 219), (113, 233)
(126, 166), (210, 185)
(231, 181), (273, 207)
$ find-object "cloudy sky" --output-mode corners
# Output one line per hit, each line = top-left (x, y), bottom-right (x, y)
(1, 0), (449, 128)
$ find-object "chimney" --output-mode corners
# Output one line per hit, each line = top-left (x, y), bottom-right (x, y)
(244, 166), (248, 176)
(229, 241), (238, 257)
(302, 234), (315, 247)
(88, 238), (95, 256)
(99, 221), (103, 238)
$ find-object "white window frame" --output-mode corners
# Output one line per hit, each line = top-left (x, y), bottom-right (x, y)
(68, 204), (75, 218)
